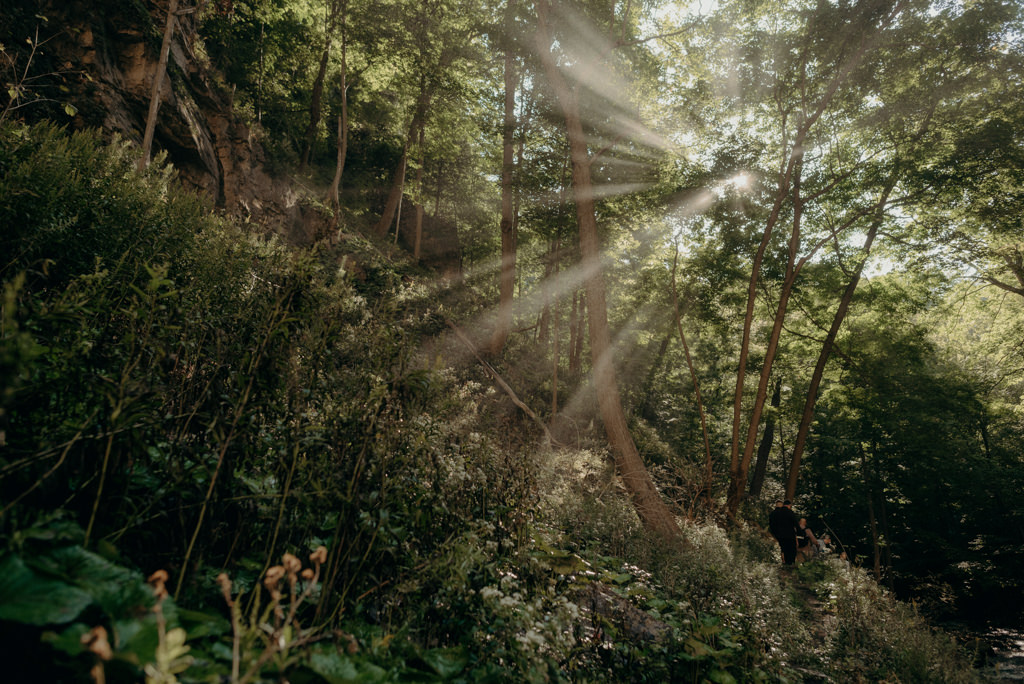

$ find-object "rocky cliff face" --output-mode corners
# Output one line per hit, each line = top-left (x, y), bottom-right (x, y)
(16, 0), (325, 244)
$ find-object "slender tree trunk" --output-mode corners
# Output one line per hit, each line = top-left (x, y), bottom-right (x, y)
(413, 122), (426, 260)
(256, 21), (265, 123)
(749, 378), (781, 498)
(489, 14), (519, 356)
(726, 141), (802, 514)
(726, 18), (890, 516)
(732, 157), (806, 513)
(538, 240), (556, 344)
(726, 147), (804, 514)
(535, 0), (680, 540)
(860, 446), (882, 580)
(786, 219), (883, 499)
(328, 1), (348, 218)
(571, 291), (585, 375)
(375, 82), (430, 237)
(301, 33), (332, 170)
(638, 333), (670, 420)
(670, 247), (713, 508)
(374, 142), (409, 236)
(879, 485), (894, 589)
(568, 291), (580, 375)
(301, 0), (341, 171)
(139, 0), (180, 171)
(551, 235), (561, 416)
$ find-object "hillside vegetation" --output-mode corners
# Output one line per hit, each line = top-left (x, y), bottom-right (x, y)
(0, 122), (983, 683)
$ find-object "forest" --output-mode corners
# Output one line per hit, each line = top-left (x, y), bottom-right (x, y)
(1, 0), (1023, 681)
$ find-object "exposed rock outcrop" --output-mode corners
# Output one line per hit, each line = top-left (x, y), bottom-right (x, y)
(21, 0), (325, 245)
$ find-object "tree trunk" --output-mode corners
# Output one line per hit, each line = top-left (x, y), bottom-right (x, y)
(300, 32), (331, 171)
(375, 82), (430, 237)
(551, 235), (561, 416)
(489, 15), (519, 357)
(732, 156), (806, 513)
(328, 1), (348, 218)
(726, 143), (803, 514)
(538, 240), (555, 344)
(413, 121), (425, 260)
(726, 19), (888, 517)
(373, 142), (409, 237)
(568, 291), (580, 375)
(570, 291), (585, 375)
(861, 446), (882, 580)
(139, 0), (180, 171)
(749, 378), (781, 498)
(301, 0), (342, 171)
(534, 0), (680, 540)
(786, 219), (882, 499)
(670, 247), (713, 508)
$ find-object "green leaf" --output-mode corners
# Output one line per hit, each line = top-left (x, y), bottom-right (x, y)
(708, 668), (738, 684)
(41, 623), (90, 656)
(27, 546), (153, 618)
(307, 647), (389, 684)
(0, 554), (93, 625)
(421, 646), (468, 678)
(64, 103), (78, 116)
(683, 636), (713, 658)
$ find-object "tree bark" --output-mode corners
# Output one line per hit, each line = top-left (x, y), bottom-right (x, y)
(571, 291), (585, 375)
(301, 32), (331, 170)
(374, 82), (430, 238)
(139, 0), (180, 171)
(328, 0), (348, 219)
(551, 235), (561, 416)
(749, 378), (781, 499)
(861, 447), (882, 581)
(670, 247), (713, 508)
(373, 142), (409, 237)
(785, 218), (882, 499)
(534, 0), (680, 540)
(489, 12), (519, 357)
(413, 121), (425, 260)
(301, 0), (342, 171)
(726, 13), (894, 517)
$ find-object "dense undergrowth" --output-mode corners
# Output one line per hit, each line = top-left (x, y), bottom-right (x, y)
(0, 123), (981, 682)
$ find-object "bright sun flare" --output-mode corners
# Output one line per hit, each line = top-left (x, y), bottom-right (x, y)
(729, 172), (752, 190)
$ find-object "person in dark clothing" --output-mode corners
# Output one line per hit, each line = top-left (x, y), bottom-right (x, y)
(768, 499), (799, 565)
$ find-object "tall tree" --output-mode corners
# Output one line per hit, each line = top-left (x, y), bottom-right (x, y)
(723, 0), (915, 516)
(533, 0), (680, 539)
(327, 0), (349, 219)
(139, 0), (180, 171)
(300, 0), (344, 171)
(488, 0), (521, 356)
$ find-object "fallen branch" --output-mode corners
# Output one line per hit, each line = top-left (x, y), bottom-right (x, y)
(446, 320), (561, 448)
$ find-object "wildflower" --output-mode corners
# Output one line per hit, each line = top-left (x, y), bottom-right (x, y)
(283, 552), (302, 576)
(310, 545), (328, 565)
(81, 625), (112, 660)
(148, 569), (169, 600)
(264, 565), (286, 591)
(216, 572), (233, 604)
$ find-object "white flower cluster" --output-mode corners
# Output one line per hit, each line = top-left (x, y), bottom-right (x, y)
(476, 571), (580, 661)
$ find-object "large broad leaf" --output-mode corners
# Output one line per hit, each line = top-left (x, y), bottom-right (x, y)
(26, 545), (153, 619)
(306, 647), (390, 684)
(0, 554), (93, 625)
